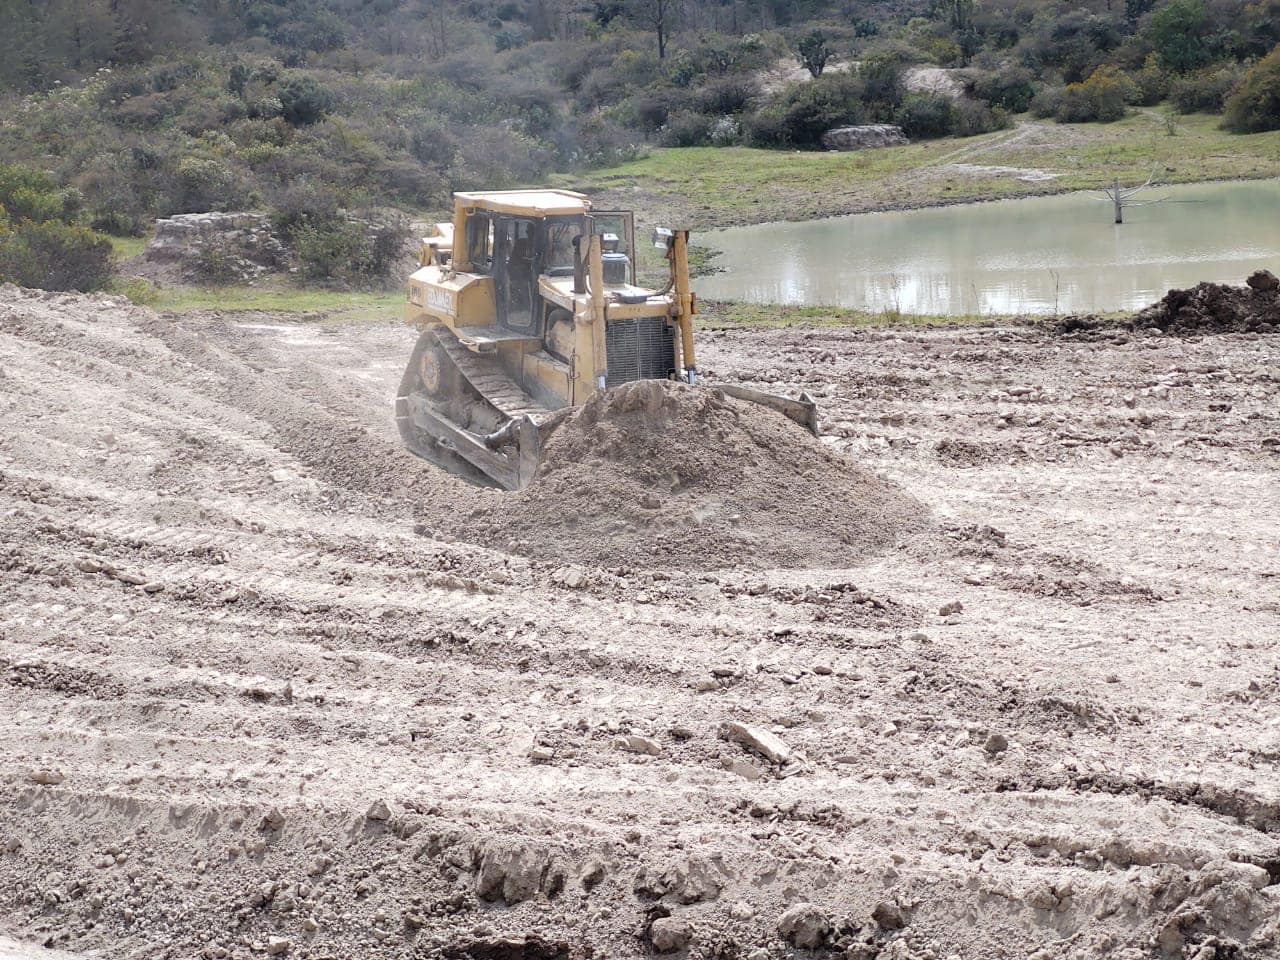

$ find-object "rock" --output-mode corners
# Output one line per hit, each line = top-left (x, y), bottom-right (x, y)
(872, 899), (906, 930)
(617, 735), (663, 756)
(260, 807), (286, 831)
(667, 855), (725, 904)
(720, 722), (791, 764)
(530, 746), (555, 762)
(306, 855), (331, 876)
(938, 600), (963, 616)
(821, 124), (908, 151)
(580, 856), (607, 891)
(366, 798), (394, 821)
(724, 758), (763, 780)
(650, 916), (692, 953)
(777, 902), (830, 949)
(983, 732), (1009, 755)
(29, 769), (65, 785)
(475, 839), (552, 904)
(1247, 269), (1279, 292)
(265, 937), (290, 955)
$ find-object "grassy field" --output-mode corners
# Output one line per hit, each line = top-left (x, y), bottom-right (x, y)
(555, 111), (1280, 231)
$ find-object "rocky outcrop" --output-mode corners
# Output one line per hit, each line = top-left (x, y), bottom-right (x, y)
(144, 212), (289, 283)
(821, 124), (908, 151)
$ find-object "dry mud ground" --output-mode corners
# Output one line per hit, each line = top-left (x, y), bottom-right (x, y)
(1, 286), (1278, 960)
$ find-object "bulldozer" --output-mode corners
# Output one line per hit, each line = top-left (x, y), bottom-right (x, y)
(395, 189), (818, 490)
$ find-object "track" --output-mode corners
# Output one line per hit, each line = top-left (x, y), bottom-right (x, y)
(1, 286), (1277, 959)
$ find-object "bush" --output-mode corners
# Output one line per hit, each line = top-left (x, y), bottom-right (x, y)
(954, 99), (1011, 136)
(659, 110), (713, 146)
(895, 94), (958, 138)
(970, 65), (1037, 113)
(0, 219), (114, 292)
(277, 75), (336, 126)
(1132, 54), (1171, 106)
(1056, 66), (1137, 122)
(1171, 63), (1246, 112)
(1224, 44), (1280, 132)
(1029, 85), (1066, 119)
(750, 73), (867, 147)
(293, 213), (408, 285)
(858, 57), (907, 121)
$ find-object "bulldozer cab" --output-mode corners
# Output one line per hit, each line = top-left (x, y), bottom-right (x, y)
(466, 206), (636, 335)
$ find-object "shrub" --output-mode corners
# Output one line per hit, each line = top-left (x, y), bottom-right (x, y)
(292, 213), (408, 285)
(696, 76), (759, 116)
(954, 99), (1011, 136)
(0, 219), (114, 292)
(750, 73), (867, 147)
(1056, 66), (1137, 122)
(1132, 54), (1171, 105)
(277, 75), (336, 126)
(858, 57), (907, 121)
(895, 94), (958, 138)
(659, 110), (713, 147)
(1223, 44), (1280, 131)
(797, 30), (831, 78)
(708, 115), (742, 146)
(970, 65), (1037, 113)
(1171, 63), (1246, 112)
(1029, 85), (1066, 119)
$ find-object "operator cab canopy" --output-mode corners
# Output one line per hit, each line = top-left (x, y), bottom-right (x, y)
(453, 189), (591, 217)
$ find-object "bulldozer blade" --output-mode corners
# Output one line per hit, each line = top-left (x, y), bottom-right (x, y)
(716, 384), (820, 435)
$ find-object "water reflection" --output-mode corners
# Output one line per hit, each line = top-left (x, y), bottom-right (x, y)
(695, 179), (1280, 314)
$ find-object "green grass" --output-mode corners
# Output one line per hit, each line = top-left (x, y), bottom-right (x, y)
(554, 111), (1280, 231)
(696, 299), (1022, 330)
(107, 234), (148, 259)
(151, 284), (403, 321)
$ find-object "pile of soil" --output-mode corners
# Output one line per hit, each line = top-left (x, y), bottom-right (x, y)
(1133, 269), (1280, 334)
(1057, 270), (1280, 336)
(451, 380), (931, 569)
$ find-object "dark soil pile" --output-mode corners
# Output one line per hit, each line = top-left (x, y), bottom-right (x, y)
(452, 380), (931, 570)
(1057, 271), (1280, 337)
(1133, 270), (1280, 334)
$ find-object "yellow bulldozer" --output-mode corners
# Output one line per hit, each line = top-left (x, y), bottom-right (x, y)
(395, 189), (818, 489)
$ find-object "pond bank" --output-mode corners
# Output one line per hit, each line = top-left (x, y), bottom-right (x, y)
(559, 113), (1280, 233)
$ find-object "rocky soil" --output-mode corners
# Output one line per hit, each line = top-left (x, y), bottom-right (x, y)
(1, 285), (1278, 960)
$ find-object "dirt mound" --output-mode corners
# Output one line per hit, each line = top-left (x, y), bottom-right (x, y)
(450, 380), (931, 569)
(1057, 271), (1280, 337)
(1134, 270), (1280, 334)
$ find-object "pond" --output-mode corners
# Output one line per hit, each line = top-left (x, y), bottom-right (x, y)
(693, 179), (1280, 315)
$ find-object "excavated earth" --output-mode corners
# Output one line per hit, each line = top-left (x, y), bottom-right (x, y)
(1, 284), (1279, 960)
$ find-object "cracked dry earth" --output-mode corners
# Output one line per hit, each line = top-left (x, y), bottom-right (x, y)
(1, 285), (1278, 960)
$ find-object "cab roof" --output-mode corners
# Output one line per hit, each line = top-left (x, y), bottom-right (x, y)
(453, 189), (591, 217)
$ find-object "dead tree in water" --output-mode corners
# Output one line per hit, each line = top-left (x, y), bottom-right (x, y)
(1099, 169), (1169, 223)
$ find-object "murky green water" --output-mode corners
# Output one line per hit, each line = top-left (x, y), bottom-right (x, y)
(695, 179), (1280, 315)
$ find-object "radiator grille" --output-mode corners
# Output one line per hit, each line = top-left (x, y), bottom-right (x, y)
(605, 317), (675, 388)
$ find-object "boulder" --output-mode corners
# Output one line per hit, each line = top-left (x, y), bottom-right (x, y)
(821, 124), (908, 151)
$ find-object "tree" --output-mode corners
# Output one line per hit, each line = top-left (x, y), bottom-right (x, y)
(277, 75), (336, 126)
(797, 30), (830, 78)
(1223, 43), (1280, 132)
(628, 0), (672, 59)
(1146, 0), (1210, 73)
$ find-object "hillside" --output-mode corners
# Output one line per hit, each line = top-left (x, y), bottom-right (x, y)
(0, 0), (1278, 293)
